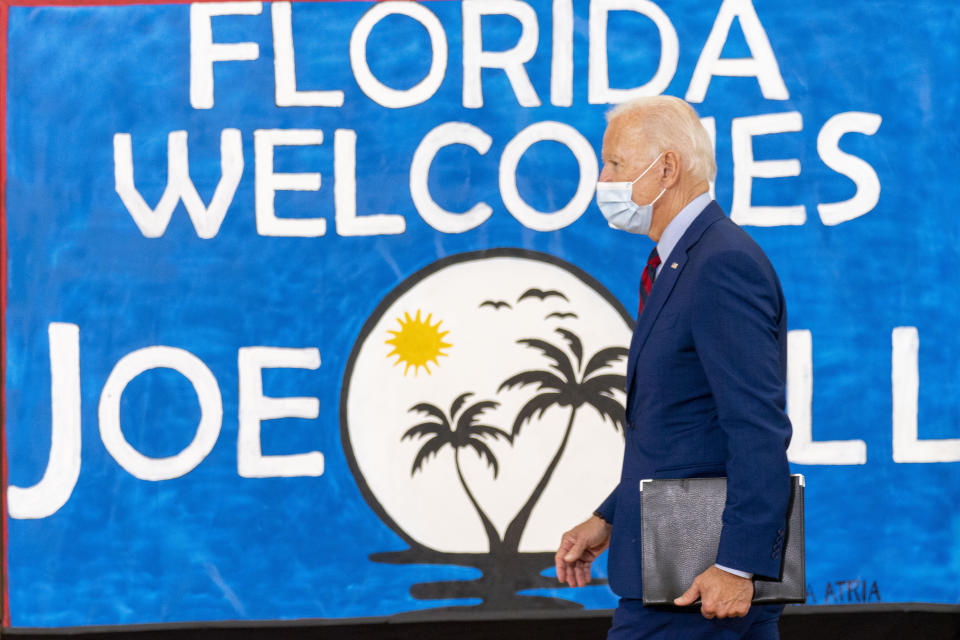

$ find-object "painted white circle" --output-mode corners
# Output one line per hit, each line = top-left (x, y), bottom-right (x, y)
(344, 253), (629, 553)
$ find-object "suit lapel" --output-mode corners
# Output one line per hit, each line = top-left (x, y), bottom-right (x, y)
(625, 202), (726, 402)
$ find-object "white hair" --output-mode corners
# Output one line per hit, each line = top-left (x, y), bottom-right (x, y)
(606, 96), (717, 182)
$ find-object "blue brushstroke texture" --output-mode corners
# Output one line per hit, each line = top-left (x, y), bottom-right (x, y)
(5, 0), (960, 627)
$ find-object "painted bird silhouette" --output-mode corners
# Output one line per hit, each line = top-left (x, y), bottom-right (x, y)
(480, 300), (512, 310)
(518, 288), (569, 303)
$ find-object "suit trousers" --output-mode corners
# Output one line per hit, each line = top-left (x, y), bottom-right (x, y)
(607, 599), (783, 640)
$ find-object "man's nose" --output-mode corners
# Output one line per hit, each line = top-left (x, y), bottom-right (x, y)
(598, 165), (613, 182)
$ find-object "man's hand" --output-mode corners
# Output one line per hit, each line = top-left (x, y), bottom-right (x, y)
(674, 565), (754, 619)
(555, 515), (611, 587)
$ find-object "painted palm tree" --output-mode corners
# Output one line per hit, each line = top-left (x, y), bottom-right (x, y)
(498, 328), (627, 553)
(402, 392), (512, 554)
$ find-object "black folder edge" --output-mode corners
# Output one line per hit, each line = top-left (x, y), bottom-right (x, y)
(638, 473), (806, 606)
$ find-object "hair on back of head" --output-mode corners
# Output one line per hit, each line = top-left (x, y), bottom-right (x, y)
(606, 96), (717, 183)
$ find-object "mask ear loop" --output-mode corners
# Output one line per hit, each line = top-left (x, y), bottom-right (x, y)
(629, 152), (665, 185)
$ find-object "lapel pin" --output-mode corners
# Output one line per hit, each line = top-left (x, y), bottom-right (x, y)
(670, 262), (678, 269)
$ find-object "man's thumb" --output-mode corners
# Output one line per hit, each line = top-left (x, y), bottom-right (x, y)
(674, 583), (700, 606)
(563, 539), (587, 564)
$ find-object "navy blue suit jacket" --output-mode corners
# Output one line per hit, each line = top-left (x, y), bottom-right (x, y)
(596, 201), (792, 598)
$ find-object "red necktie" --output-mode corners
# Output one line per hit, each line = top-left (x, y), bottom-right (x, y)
(638, 247), (661, 320)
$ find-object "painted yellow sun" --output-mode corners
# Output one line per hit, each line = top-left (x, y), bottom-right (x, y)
(385, 310), (452, 375)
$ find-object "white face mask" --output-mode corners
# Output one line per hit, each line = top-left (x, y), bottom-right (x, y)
(595, 153), (665, 235)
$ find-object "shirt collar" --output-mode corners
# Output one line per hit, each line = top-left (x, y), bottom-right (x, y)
(655, 192), (712, 272)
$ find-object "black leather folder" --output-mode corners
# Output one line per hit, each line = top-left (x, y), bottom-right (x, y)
(640, 474), (805, 606)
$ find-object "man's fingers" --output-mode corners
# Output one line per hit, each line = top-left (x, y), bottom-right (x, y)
(555, 539), (581, 587)
(673, 567), (754, 619)
(673, 582), (700, 606)
(554, 542), (570, 583)
(555, 533), (578, 584)
(563, 539), (588, 564)
(719, 602), (749, 618)
(574, 560), (591, 587)
(555, 518), (611, 588)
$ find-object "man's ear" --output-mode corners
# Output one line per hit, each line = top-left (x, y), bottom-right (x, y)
(661, 150), (681, 188)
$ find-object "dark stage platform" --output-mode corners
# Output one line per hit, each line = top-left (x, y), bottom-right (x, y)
(4, 603), (959, 640)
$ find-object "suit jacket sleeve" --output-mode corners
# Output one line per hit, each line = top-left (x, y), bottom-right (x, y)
(595, 487), (617, 523)
(690, 249), (792, 579)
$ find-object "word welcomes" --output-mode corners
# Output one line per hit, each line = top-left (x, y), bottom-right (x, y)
(114, 0), (881, 240)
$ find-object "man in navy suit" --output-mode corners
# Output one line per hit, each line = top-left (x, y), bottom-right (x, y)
(555, 96), (792, 639)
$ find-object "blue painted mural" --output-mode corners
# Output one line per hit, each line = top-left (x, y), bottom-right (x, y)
(4, 0), (959, 628)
